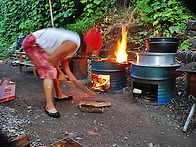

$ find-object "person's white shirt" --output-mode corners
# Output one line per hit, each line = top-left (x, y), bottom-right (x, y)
(32, 28), (80, 58)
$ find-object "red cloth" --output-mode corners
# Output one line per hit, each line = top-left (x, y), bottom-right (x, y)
(22, 34), (57, 79)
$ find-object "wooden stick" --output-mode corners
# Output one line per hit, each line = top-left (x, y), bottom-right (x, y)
(49, 0), (54, 28)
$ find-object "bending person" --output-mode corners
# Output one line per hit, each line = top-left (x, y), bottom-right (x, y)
(22, 28), (103, 118)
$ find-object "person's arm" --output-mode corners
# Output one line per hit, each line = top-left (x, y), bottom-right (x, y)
(48, 40), (77, 67)
(61, 59), (77, 82)
(48, 40), (77, 83)
(61, 58), (95, 95)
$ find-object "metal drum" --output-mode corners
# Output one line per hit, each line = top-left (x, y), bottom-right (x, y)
(145, 37), (179, 53)
(131, 51), (180, 104)
(131, 63), (180, 104)
(91, 59), (128, 92)
(131, 63), (180, 80)
(136, 52), (177, 66)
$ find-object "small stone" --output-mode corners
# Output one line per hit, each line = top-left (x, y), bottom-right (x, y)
(75, 137), (82, 140)
(27, 106), (32, 109)
(178, 92), (182, 96)
(148, 142), (153, 147)
(9, 129), (16, 133)
(36, 139), (41, 142)
(69, 132), (77, 138)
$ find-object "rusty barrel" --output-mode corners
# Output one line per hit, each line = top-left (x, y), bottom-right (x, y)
(185, 72), (196, 97)
(69, 58), (88, 80)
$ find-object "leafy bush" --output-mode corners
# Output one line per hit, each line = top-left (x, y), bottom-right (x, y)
(0, 0), (115, 58)
(136, 0), (196, 33)
(135, 0), (196, 51)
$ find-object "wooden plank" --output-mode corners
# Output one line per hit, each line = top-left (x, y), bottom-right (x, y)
(19, 61), (35, 67)
(78, 101), (111, 108)
(78, 105), (104, 113)
(78, 101), (111, 113)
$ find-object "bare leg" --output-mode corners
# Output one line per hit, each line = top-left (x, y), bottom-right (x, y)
(54, 78), (68, 98)
(43, 79), (57, 113)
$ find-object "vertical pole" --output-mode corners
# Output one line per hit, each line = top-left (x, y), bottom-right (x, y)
(49, 0), (54, 28)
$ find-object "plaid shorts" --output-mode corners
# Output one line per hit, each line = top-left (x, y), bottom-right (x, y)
(22, 34), (57, 79)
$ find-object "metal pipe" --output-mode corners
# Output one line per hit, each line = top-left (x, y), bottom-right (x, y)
(183, 95), (196, 132)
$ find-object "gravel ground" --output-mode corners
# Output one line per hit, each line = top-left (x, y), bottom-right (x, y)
(0, 60), (196, 147)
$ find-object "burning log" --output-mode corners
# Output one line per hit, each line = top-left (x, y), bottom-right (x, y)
(78, 101), (111, 113)
(91, 73), (110, 91)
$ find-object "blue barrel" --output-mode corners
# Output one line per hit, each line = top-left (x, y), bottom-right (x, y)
(131, 63), (179, 104)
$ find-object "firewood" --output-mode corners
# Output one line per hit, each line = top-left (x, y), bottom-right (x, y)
(78, 101), (111, 108)
(78, 105), (104, 113)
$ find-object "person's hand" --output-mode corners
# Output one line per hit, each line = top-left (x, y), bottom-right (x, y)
(57, 70), (67, 83)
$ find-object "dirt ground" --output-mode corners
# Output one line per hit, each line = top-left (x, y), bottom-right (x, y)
(0, 61), (196, 147)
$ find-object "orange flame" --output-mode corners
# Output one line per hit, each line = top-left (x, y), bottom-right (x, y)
(115, 25), (128, 63)
(92, 73), (110, 91)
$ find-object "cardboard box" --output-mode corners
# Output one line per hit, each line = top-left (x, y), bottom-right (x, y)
(0, 78), (16, 102)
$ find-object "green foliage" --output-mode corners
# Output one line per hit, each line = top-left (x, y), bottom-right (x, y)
(106, 35), (111, 40)
(135, 0), (196, 51)
(180, 40), (192, 51)
(0, 0), (52, 58)
(1, 0), (195, 58)
(0, 0), (115, 59)
(136, 0), (196, 34)
(66, 17), (95, 33)
(67, 0), (115, 33)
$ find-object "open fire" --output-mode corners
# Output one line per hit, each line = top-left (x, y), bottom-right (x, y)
(92, 25), (128, 91)
(92, 73), (110, 91)
(115, 25), (128, 63)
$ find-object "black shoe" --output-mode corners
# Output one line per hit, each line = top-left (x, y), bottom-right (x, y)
(45, 109), (60, 118)
(54, 96), (73, 101)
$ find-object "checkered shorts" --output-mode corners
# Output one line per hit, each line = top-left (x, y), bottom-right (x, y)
(22, 34), (57, 79)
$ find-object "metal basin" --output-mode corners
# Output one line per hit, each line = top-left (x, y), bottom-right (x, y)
(145, 37), (179, 42)
(131, 63), (179, 80)
(145, 37), (179, 53)
(136, 52), (177, 66)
